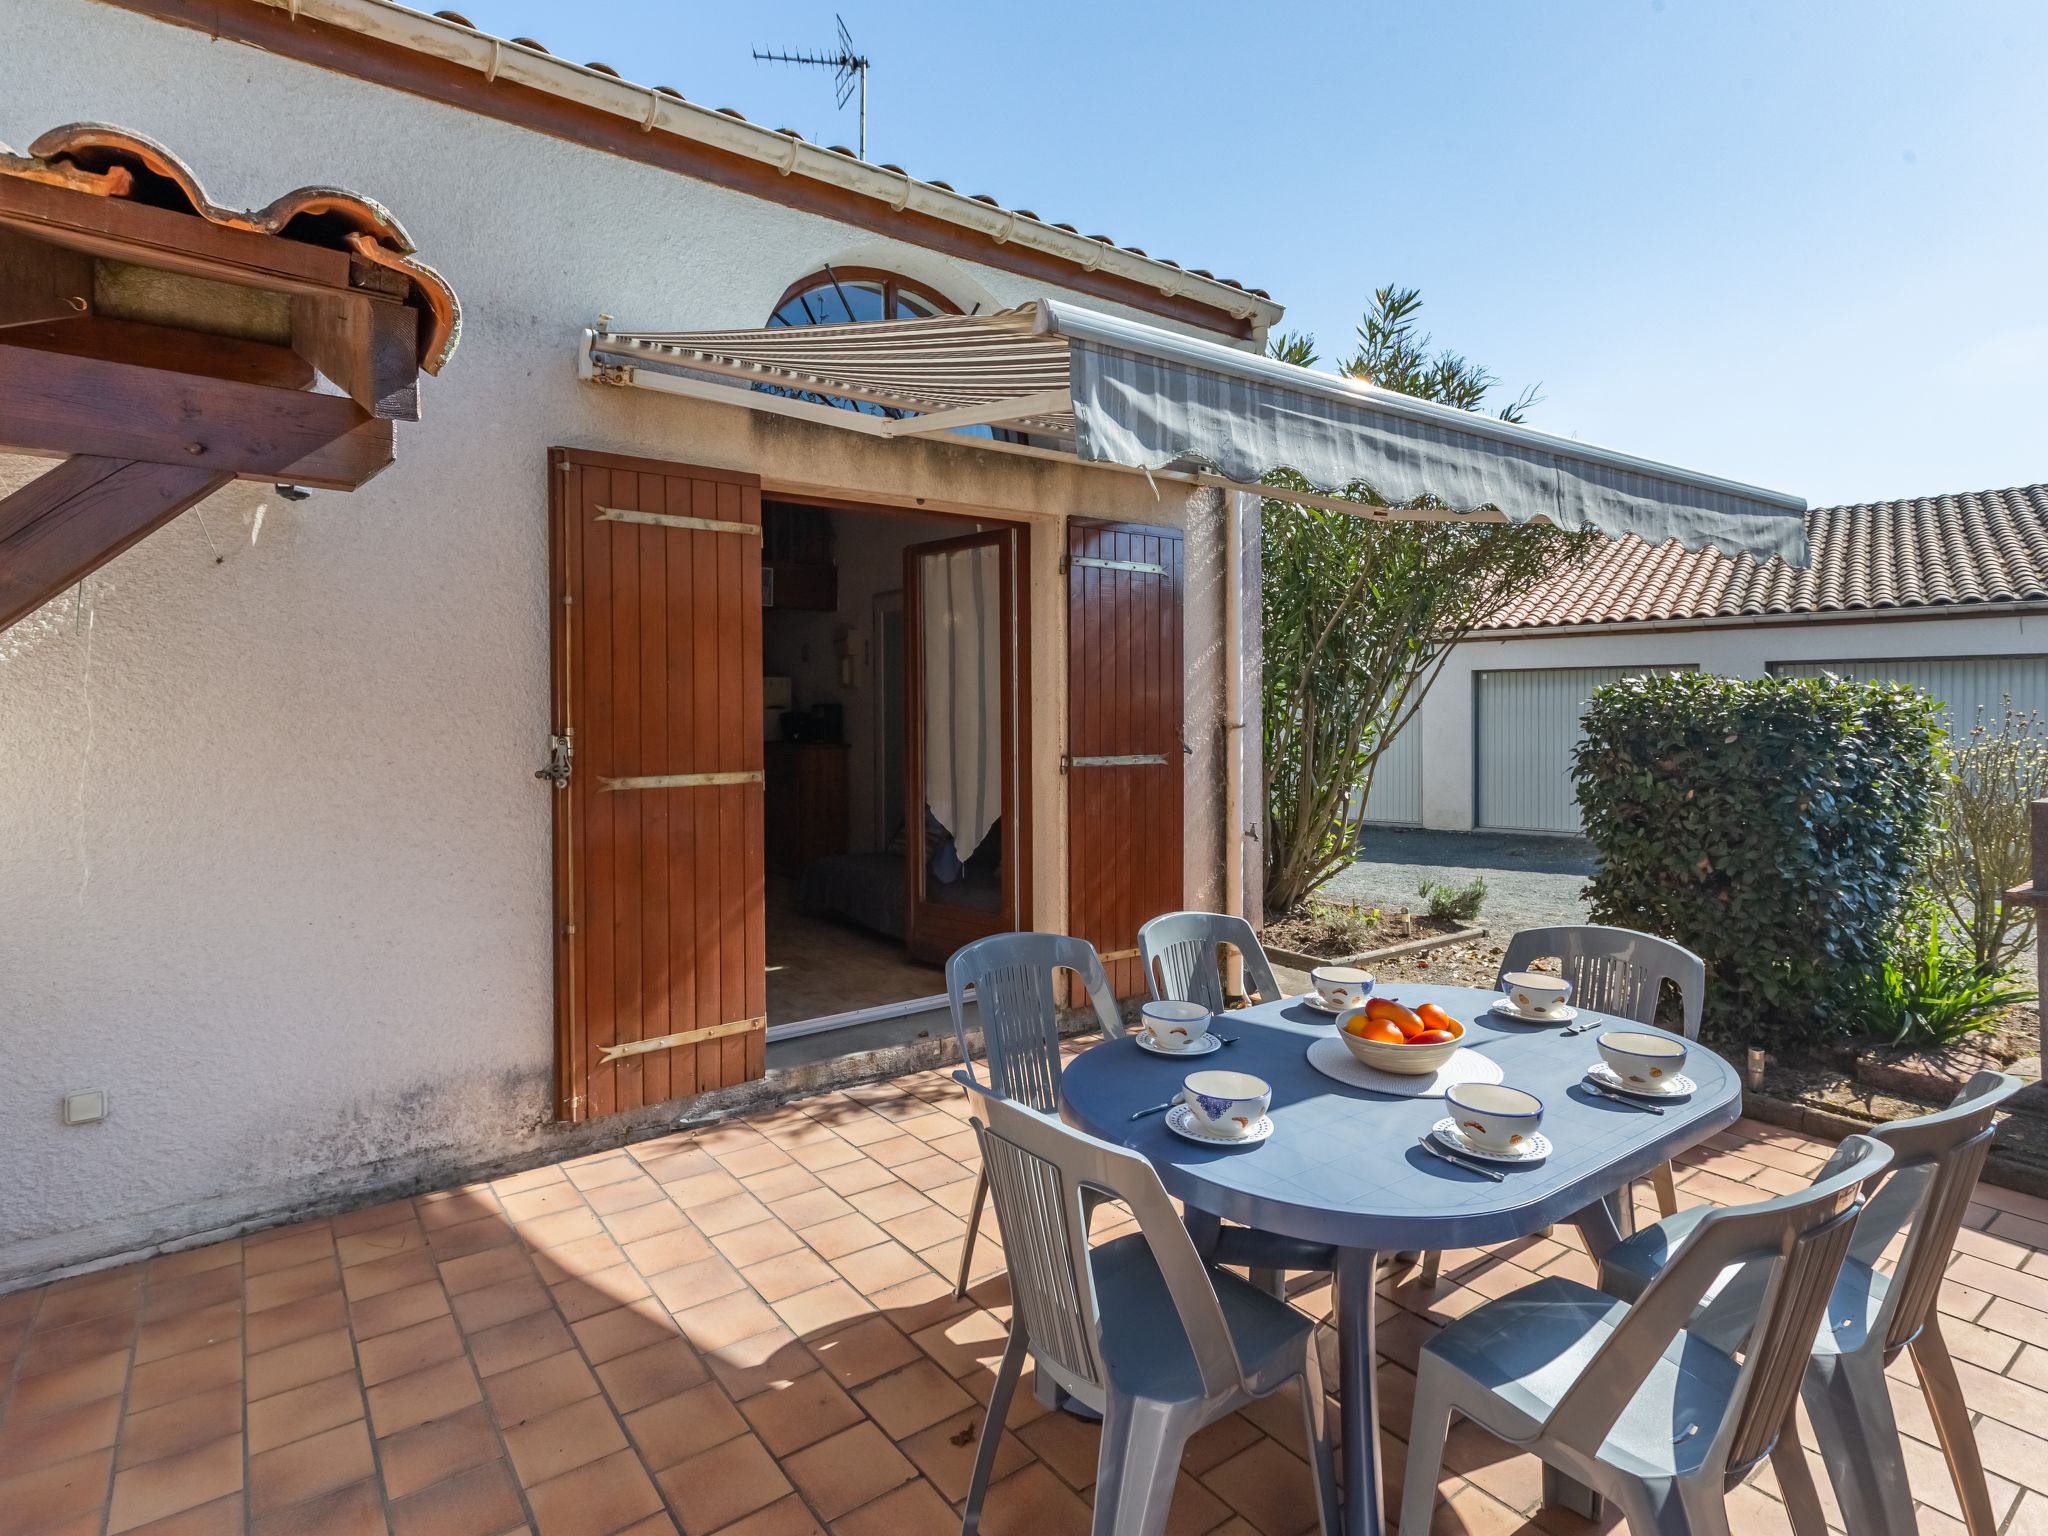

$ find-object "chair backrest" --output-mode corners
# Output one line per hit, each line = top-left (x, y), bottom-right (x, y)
(1853, 1070), (2024, 1354)
(1547, 1134), (1893, 1479)
(945, 933), (1122, 1112)
(959, 1075), (1243, 1405)
(1497, 925), (1705, 1039)
(1139, 911), (1281, 1012)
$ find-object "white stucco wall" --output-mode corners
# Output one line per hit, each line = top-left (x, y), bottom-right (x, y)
(1403, 609), (2048, 833)
(0, 0), (1253, 1284)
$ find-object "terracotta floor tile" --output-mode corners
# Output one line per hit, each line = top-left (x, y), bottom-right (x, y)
(18, 1311), (140, 1378)
(246, 1259), (342, 1316)
(664, 1171), (747, 1210)
(909, 1310), (1008, 1380)
(807, 1317), (921, 1389)
(594, 1337), (708, 1416)
(831, 1243), (932, 1298)
(342, 1250), (438, 1305)
(853, 1358), (974, 1441)
(503, 1393), (629, 1488)
(37, 1272), (143, 1331)
(503, 1184), (588, 1224)
(703, 1327), (815, 1400)
(350, 1281), (451, 1343)
(365, 1358), (482, 1439)
(860, 1273), (970, 1337)
(572, 1302), (677, 1365)
(618, 1227), (715, 1279)
(128, 1338), (242, 1413)
(975, 1462), (1091, 1536)
(541, 1244), (635, 1295)
(1017, 1408), (1100, 1490)
(624, 1382), (747, 1471)
(800, 1216), (889, 1261)
(245, 1293), (350, 1356)
(566, 1153), (644, 1191)
(146, 1244), (242, 1284)
(773, 1281), (873, 1338)
(712, 1221), (806, 1269)
(743, 1166), (826, 1206)
(426, 1217), (518, 1264)
(247, 1329), (357, 1402)
(357, 1314), (465, 1389)
(332, 1198), (417, 1237)
(248, 1478), (386, 1536)
(470, 1308), (576, 1378)
(601, 1200), (690, 1249)
(246, 1372), (364, 1456)
(524, 1447), (665, 1536)
(828, 1478), (957, 1536)
(124, 1491), (248, 1536)
(656, 1432), (792, 1533)
(133, 1301), (240, 1367)
(449, 1276), (552, 1335)
(417, 1190), (502, 1230)
(119, 1383), (243, 1469)
(739, 1370), (865, 1456)
(771, 1190), (858, 1231)
(107, 1435), (244, 1534)
(138, 1267), (242, 1326)
(646, 1255), (748, 1314)
(485, 1351), (600, 1428)
(844, 1184), (930, 1224)
(5, 1347), (132, 1421)
(675, 1291), (781, 1353)
(878, 1208), (964, 1253)
(717, 1494), (823, 1536)
(377, 1401), (504, 1501)
(890, 1158), (968, 1194)
(1199, 1433), (1322, 1536)
(246, 1419), (373, 1518)
(0, 1395), (121, 1480)
(691, 1193), (774, 1237)
(584, 1178), (668, 1218)
(783, 1421), (917, 1522)
(742, 1249), (841, 1304)
(636, 1149), (719, 1186)
(898, 1409), (1030, 1503)
(816, 1161), (899, 1198)
(0, 1446), (116, 1534)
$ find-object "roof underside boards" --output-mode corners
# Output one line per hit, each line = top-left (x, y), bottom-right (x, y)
(1483, 484), (2048, 631)
(593, 301), (1809, 564)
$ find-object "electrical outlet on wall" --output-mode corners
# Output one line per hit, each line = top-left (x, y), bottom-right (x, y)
(62, 1090), (108, 1126)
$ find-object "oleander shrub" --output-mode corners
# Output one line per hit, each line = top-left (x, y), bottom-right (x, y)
(1573, 672), (1945, 1047)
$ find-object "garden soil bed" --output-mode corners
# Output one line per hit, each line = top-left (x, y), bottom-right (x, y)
(1261, 901), (1480, 969)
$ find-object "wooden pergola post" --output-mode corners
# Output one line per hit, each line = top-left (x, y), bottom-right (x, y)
(2001, 798), (2048, 1065)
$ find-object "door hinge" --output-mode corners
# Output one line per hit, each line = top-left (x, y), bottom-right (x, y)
(536, 731), (573, 789)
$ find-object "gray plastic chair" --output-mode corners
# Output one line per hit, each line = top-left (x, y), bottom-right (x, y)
(1499, 925), (1707, 1219)
(1601, 1071), (2024, 1536)
(1138, 911), (1282, 1011)
(1400, 1133), (1893, 1536)
(958, 1078), (1338, 1536)
(945, 932), (1123, 1298)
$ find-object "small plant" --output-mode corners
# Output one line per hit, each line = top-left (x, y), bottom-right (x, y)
(1417, 875), (1487, 923)
(1860, 903), (2035, 1049)
(1924, 703), (2048, 973)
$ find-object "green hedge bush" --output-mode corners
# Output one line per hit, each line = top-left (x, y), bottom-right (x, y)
(1573, 672), (1945, 1046)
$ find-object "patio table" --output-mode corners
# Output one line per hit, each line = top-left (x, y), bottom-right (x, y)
(1059, 984), (1740, 1536)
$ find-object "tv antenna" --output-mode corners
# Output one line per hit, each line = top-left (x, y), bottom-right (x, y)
(752, 14), (870, 159)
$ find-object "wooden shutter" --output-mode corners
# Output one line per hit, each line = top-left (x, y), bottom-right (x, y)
(548, 448), (765, 1121)
(1066, 521), (1184, 998)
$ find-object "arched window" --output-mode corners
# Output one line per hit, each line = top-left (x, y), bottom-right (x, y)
(769, 268), (959, 327)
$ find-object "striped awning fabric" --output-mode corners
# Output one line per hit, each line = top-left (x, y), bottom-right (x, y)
(592, 300), (1808, 563)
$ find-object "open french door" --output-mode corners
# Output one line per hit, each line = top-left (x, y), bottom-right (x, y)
(901, 525), (1031, 964)
(547, 448), (766, 1121)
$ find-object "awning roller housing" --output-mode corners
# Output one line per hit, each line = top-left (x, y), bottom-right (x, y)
(586, 299), (1807, 564)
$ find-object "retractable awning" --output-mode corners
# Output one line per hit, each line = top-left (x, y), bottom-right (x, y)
(582, 298), (1807, 563)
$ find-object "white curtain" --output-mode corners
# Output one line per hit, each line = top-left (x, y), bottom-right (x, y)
(921, 544), (1002, 868)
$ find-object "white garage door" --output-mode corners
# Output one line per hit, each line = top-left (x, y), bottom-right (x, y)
(1770, 656), (2048, 736)
(1476, 666), (1685, 834)
(1360, 717), (1423, 826)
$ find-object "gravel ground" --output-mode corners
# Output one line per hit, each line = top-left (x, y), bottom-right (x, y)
(1320, 826), (1593, 938)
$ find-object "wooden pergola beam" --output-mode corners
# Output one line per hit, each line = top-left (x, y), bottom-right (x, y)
(0, 456), (233, 632)
(0, 342), (395, 490)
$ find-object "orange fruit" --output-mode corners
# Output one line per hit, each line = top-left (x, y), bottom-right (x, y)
(1366, 999), (1422, 1037)
(1346, 1016), (1406, 1045)
(1410, 1028), (1457, 1045)
(1415, 1003), (1455, 1033)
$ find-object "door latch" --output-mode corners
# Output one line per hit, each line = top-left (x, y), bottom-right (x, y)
(536, 732), (573, 789)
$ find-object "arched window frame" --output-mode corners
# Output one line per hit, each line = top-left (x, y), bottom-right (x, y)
(769, 267), (964, 327)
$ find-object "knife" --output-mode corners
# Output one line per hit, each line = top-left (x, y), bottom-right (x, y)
(1582, 1078), (1666, 1114)
(1130, 1097), (1180, 1121)
(1417, 1133), (1505, 1182)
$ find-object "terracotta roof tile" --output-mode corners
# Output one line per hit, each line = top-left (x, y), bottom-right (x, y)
(0, 123), (460, 373)
(1485, 483), (2048, 630)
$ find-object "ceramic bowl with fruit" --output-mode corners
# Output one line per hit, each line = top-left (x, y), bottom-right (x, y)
(1337, 996), (1466, 1075)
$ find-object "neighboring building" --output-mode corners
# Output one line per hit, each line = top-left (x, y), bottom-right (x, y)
(0, 0), (1798, 1285)
(1364, 484), (2048, 835)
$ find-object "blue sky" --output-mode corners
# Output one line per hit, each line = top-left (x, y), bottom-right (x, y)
(460, 1), (2046, 509)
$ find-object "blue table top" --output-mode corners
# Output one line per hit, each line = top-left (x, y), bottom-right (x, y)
(1060, 985), (1742, 1252)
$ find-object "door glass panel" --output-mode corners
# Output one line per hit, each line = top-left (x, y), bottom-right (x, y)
(916, 543), (1003, 913)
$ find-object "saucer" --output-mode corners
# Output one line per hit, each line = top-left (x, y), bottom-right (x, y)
(1490, 998), (1579, 1026)
(1136, 1031), (1222, 1058)
(1430, 1116), (1552, 1164)
(1585, 1062), (1697, 1099)
(1165, 1102), (1273, 1146)
(1297, 994), (1354, 1015)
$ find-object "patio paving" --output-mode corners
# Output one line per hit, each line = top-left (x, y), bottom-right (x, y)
(4, 1051), (2048, 1536)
